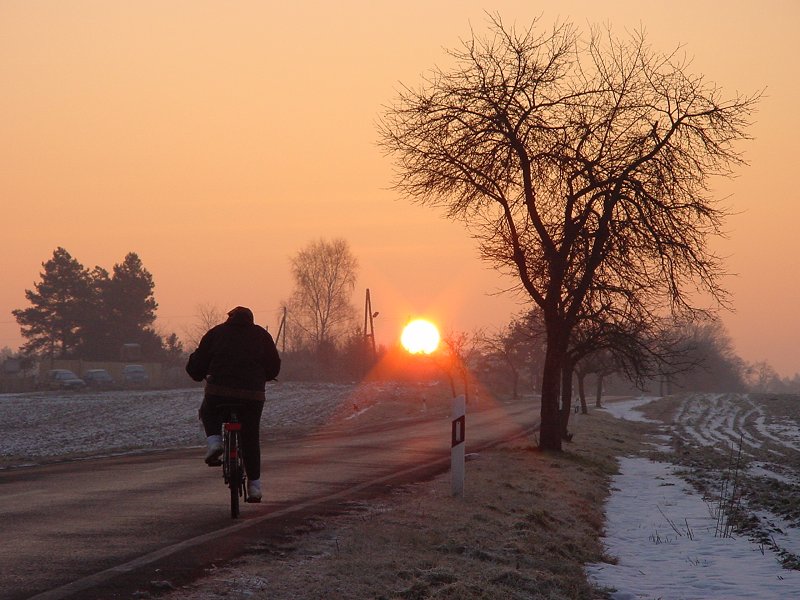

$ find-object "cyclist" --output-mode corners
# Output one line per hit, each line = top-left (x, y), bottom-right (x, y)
(186, 306), (281, 502)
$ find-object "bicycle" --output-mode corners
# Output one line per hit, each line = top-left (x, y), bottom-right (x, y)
(216, 403), (248, 518)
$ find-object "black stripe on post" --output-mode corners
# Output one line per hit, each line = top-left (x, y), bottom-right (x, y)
(451, 415), (465, 447)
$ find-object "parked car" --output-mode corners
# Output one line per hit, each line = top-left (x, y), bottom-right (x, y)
(82, 368), (115, 388)
(122, 364), (149, 386)
(46, 369), (86, 390)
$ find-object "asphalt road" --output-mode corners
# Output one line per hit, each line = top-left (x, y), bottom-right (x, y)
(1, 399), (539, 600)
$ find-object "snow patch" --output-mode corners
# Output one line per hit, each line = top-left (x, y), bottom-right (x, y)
(587, 457), (800, 598)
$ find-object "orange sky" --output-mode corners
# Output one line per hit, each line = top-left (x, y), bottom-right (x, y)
(1, 1), (798, 375)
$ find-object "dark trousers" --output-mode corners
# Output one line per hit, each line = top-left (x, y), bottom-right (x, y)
(199, 394), (265, 481)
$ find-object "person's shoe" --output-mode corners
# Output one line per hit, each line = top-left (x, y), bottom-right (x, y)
(204, 435), (223, 466)
(246, 479), (262, 502)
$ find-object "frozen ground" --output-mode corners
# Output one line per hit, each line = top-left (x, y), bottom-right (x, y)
(0, 381), (407, 468)
(589, 395), (800, 599)
(7, 386), (800, 598)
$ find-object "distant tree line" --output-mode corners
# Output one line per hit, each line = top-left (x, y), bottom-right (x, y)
(477, 309), (750, 401)
(429, 310), (796, 413)
(216, 236), (789, 396)
(11, 238), (791, 399)
(263, 237), (759, 393)
(12, 247), (182, 362)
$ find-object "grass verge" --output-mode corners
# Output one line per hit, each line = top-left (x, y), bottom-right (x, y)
(158, 405), (654, 600)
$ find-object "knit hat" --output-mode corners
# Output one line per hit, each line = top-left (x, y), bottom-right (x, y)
(226, 306), (254, 324)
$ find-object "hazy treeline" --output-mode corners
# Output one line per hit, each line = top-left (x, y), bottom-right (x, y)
(421, 311), (799, 402)
(247, 304), (798, 400)
(3, 242), (795, 398)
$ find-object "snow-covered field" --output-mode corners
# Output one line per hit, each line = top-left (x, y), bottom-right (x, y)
(0, 381), (401, 468)
(588, 394), (800, 599)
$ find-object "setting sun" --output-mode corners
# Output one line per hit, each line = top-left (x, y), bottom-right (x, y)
(400, 319), (441, 354)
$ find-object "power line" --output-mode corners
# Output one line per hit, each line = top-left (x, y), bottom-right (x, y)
(0, 305), (286, 325)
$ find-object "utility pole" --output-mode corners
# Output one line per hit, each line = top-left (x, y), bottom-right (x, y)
(363, 289), (377, 356)
(275, 306), (287, 353)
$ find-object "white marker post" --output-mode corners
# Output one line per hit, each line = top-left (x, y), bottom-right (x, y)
(451, 394), (466, 497)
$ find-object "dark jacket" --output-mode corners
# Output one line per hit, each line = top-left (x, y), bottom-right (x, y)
(185, 307), (281, 393)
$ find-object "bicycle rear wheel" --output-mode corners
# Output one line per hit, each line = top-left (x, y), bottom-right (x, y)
(229, 460), (241, 518)
(227, 429), (244, 518)
(222, 408), (246, 519)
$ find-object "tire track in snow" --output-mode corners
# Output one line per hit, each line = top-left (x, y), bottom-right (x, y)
(672, 394), (799, 458)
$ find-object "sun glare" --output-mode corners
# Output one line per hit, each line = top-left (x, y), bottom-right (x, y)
(401, 319), (441, 354)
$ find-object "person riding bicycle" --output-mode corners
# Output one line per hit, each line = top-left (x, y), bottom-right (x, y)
(186, 306), (281, 502)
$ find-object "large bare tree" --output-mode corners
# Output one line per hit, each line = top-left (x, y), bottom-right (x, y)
(379, 16), (759, 450)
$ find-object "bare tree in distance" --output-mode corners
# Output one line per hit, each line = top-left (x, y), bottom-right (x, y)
(288, 238), (358, 354)
(482, 309), (546, 399)
(379, 15), (759, 451)
(183, 303), (225, 351)
(745, 361), (782, 393)
(440, 329), (482, 403)
(481, 325), (525, 400)
(666, 316), (747, 392)
(557, 281), (669, 436)
(573, 349), (616, 410)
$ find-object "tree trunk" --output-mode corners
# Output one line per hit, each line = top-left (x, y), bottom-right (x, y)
(559, 360), (574, 441)
(595, 374), (604, 408)
(511, 366), (519, 400)
(578, 372), (588, 414)
(660, 375), (672, 397)
(446, 372), (457, 398)
(539, 339), (564, 451)
(531, 369), (540, 394)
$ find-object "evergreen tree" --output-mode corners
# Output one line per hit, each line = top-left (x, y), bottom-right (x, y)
(104, 253), (159, 357)
(79, 266), (114, 360)
(162, 332), (185, 366)
(13, 247), (92, 357)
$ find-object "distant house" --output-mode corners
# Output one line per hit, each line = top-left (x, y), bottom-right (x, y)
(120, 343), (141, 361)
(2, 358), (21, 375)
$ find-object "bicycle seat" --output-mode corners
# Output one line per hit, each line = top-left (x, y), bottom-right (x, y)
(216, 403), (245, 420)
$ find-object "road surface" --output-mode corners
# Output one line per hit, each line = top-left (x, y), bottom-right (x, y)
(1, 398), (539, 599)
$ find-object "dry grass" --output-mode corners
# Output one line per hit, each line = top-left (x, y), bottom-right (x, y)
(158, 404), (655, 600)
